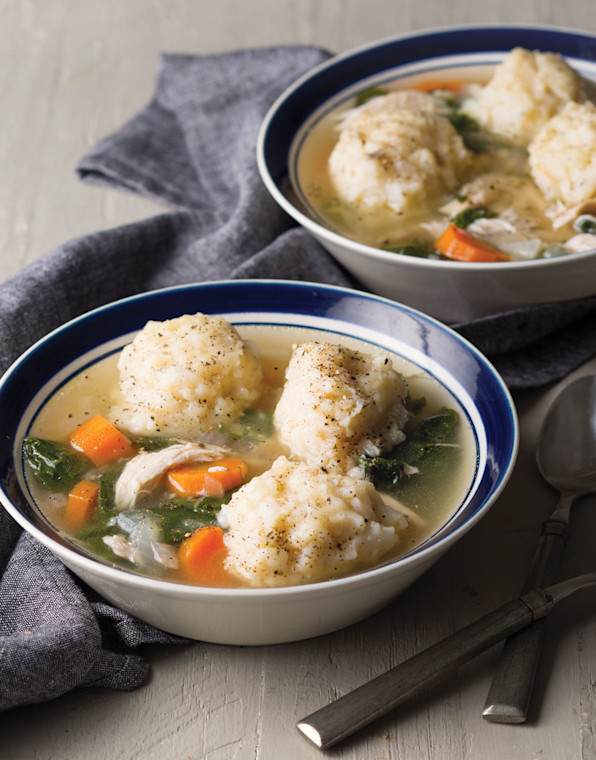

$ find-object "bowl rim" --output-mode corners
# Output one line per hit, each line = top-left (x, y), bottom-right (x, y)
(0, 279), (519, 599)
(256, 23), (596, 272)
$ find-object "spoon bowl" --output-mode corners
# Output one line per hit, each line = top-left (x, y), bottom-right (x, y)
(537, 376), (596, 496)
(483, 374), (596, 723)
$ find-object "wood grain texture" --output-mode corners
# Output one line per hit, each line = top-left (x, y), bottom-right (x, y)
(1, 2), (596, 758)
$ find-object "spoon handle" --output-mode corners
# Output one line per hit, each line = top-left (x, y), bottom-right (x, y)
(297, 590), (553, 750)
(482, 516), (568, 723)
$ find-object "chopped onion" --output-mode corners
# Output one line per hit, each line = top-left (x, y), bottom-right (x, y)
(495, 238), (542, 260)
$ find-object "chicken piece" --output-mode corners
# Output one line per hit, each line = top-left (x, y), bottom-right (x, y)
(464, 217), (542, 260)
(103, 531), (178, 570)
(114, 441), (228, 510)
(549, 199), (596, 230)
(562, 233), (596, 253)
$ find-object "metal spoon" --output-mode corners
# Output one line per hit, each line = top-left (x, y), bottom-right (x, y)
(483, 374), (596, 723)
(297, 572), (596, 750)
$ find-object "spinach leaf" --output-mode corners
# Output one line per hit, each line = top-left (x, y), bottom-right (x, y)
(157, 510), (217, 544)
(97, 464), (125, 517)
(132, 436), (180, 451)
(448, 111), (479, 135)
(218, 409), (273, 444)
(75, 521), (120, 549)
(381, 239), (436, 259)
(360, 408), (459, 491)
(447, 111), (490, 152)
(76, 532), (129, 566)
(124, 492), (231, 545)
(405, 395), (427, 415)
(354, 86), (388, 107)
(448, 111), (518, 153)
(451, 207), (497, 229)
(22, 436), (87, 492)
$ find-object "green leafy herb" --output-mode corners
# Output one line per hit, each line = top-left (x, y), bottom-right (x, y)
(354, 86), (389, 107)
(218, 409), (273, 444)
(131, 493), (231, 544)
(359, 408), (459, 491)
(405, 395), (427, 415)
(75, 521), (120, 544)
(448, 111), (478, 134)
(132, 436), (180, 452)
(21, 436), (87, 492)
(451, 207), (497, 229)
(447, 112), (486, 151)
(449, 112), (519, 153)
(76, 534), (128, 566)
(381, 239), (435, 258)
(573, 214), (596, 234)
(97, 464), (125, 517)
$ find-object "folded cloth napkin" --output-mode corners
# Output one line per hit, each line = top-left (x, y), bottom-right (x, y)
(1, 45), (595, 713)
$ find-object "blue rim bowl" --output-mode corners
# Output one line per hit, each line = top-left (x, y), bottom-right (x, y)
(257, 25), (596, 322)
(0, 280), (518, 644)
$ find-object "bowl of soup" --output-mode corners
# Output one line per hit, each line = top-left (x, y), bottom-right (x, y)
(257, 26), (596, 322)
(0, 280), (517, 644)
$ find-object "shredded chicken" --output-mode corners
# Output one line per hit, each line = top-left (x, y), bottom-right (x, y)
(102, 534), (179, 569)
(465, 217), (542, 259)
(562, 233), (596, 253)
(548, 199), (596, 229)
(114, 441), (228, 510)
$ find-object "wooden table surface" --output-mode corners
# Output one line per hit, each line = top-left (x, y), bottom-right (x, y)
(1, 2), (596, 758)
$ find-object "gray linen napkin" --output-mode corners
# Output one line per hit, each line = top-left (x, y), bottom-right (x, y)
(1, 45), (595, 713)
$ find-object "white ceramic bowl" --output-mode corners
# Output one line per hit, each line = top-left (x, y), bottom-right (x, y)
(257, 25), (596, 323)
(0, 281), (518, 645)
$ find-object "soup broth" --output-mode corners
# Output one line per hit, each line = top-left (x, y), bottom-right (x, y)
(294, 55), (596, 262)
(23, 324), (477, 588)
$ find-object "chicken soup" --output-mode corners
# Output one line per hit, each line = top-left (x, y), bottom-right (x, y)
(295, 47), (596, 262)
(22, 313), (477, 588)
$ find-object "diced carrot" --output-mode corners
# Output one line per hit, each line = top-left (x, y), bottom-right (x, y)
(68, 414), (136, 466)
(412, 79), (461, 93)
(434, 223), (510, 263)
(177, 526), (230, 586)
(65, 479), (99, 531)
(166, 457), (248, 497)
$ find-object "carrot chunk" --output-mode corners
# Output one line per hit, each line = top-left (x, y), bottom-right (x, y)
(435, 223), (510, 263)
(412, 79), (461, 92)
(68, 414), (136, 466)
(166, 457), (248, 497)
(65, 479), (99, 531)
(177, 526), (230, 586)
